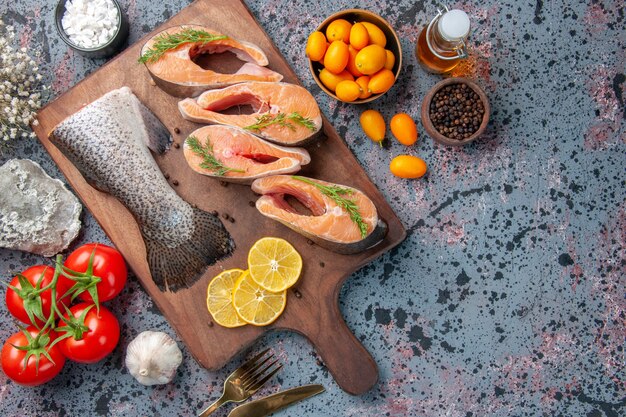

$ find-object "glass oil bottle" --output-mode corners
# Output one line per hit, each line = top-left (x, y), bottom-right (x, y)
(416, 5), (470, 74)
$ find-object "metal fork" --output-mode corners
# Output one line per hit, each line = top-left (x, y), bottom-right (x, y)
(197, 348), (282, 417)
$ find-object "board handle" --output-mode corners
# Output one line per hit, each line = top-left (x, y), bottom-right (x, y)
(312, 311), (379, 395)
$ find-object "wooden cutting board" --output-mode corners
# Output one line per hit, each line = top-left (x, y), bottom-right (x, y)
(33, 0), (405, 395)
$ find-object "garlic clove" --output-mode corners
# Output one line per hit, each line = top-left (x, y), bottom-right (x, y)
(125, 331), (183, 386)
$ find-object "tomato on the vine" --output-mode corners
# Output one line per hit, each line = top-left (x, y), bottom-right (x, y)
(1, 327), (66, 386)
(64, 243), (127, 303)
(56, 303), (120, 363)
(5, 265), (73, 327)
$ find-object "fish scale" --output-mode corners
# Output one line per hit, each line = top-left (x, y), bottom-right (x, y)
(51, 87), (233, 291)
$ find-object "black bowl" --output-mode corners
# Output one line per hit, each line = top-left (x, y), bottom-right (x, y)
(55, 0), (129, 59)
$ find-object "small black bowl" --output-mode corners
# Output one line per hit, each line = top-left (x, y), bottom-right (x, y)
(55, 0), (129, 59)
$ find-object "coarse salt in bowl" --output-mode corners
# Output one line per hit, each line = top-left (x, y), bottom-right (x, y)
(55, 0), (129, 59)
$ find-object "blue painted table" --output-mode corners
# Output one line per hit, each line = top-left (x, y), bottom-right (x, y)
(0, 0), (624, 416)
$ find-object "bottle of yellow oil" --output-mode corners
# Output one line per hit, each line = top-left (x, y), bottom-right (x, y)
(416, 6), (470, 74)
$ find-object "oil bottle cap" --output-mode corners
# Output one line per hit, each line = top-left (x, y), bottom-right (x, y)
(438, 9), (470, 42)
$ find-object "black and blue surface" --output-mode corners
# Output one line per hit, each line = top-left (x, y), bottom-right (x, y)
(0, 0), (624, 415)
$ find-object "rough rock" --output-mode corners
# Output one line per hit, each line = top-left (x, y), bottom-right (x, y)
(0, 159), (82, 257)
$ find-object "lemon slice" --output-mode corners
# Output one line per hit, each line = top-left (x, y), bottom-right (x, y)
(206, 269), (247, 328)
(233, 270), (287, 326)
(247, 237), (303, 292)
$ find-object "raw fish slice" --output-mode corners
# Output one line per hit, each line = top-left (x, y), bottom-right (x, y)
(142, 25), (283, 97)
(179, 82), (323, 146)
(184, 125), (310, 184)
(51, 87), (233, 291)
(251, 175), (387, 254)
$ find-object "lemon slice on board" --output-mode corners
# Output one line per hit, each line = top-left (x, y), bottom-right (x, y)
(247, 237), (303, 292)
(233, 270), (287, 326)
(206, 269), (247, 328)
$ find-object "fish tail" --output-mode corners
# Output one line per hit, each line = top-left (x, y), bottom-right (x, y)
(144, 208), (234, 292)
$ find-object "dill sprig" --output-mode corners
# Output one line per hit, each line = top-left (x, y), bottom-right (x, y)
(244, 112), (317, 132)
(292, 176), (368, 238)
(139, 29), (228, 64)
(186, 135), (245, 177)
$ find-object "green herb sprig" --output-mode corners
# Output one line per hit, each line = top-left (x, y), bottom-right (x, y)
(139, 29), (228, 64)
(292, 176), (368, 238)
(244, 112), (316, 132)
(186, 135), (245, 177)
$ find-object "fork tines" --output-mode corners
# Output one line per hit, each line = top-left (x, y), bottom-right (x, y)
(239, 348), (271, 373)
(238, 349), (282, 394)
(196, 348), (282, 417)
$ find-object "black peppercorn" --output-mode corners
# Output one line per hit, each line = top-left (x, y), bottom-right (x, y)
(429, 83), (485, 140)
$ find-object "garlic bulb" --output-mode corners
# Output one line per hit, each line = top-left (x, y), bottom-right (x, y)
(125, 331), (183, 386)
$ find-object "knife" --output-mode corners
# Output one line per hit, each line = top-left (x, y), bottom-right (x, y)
(227, 384), (325, 417)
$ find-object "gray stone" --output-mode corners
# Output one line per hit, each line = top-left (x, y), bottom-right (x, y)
(0, 159), (82, 257)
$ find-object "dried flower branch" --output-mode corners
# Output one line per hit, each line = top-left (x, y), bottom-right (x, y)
(0, 20), (48, 151)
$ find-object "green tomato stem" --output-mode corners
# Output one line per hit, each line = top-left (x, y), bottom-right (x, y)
(41, 255), (64, 332)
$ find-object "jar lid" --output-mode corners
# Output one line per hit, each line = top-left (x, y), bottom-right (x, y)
(438, 9), (470, 42)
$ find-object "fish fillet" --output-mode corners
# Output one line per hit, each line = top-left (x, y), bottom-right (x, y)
(179, 82), (323, 146)
(184, 125), (310, 184)
(142, 25), (283, 97)
(251, 175), (387, 254)
(50, 87), (233, 291)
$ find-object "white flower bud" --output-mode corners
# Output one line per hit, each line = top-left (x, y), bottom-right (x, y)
(0, 20), (48, 144)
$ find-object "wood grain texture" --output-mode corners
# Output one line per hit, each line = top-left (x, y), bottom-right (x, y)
(32, 0), (406, 395)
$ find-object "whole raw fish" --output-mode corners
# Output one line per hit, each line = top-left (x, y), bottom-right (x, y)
(50, 87), (233, 291)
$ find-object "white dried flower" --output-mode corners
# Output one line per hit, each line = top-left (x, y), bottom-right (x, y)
(0, 20), (48, 149)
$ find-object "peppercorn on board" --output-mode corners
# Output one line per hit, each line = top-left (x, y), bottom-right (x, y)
(32, 0), (405, 395)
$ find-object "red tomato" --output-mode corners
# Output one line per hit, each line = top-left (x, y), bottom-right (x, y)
(5, 265), (73, 327)
(64, 243), (127, 302)
(57, 303), (120, 363)
(1, 327), (66, 386)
